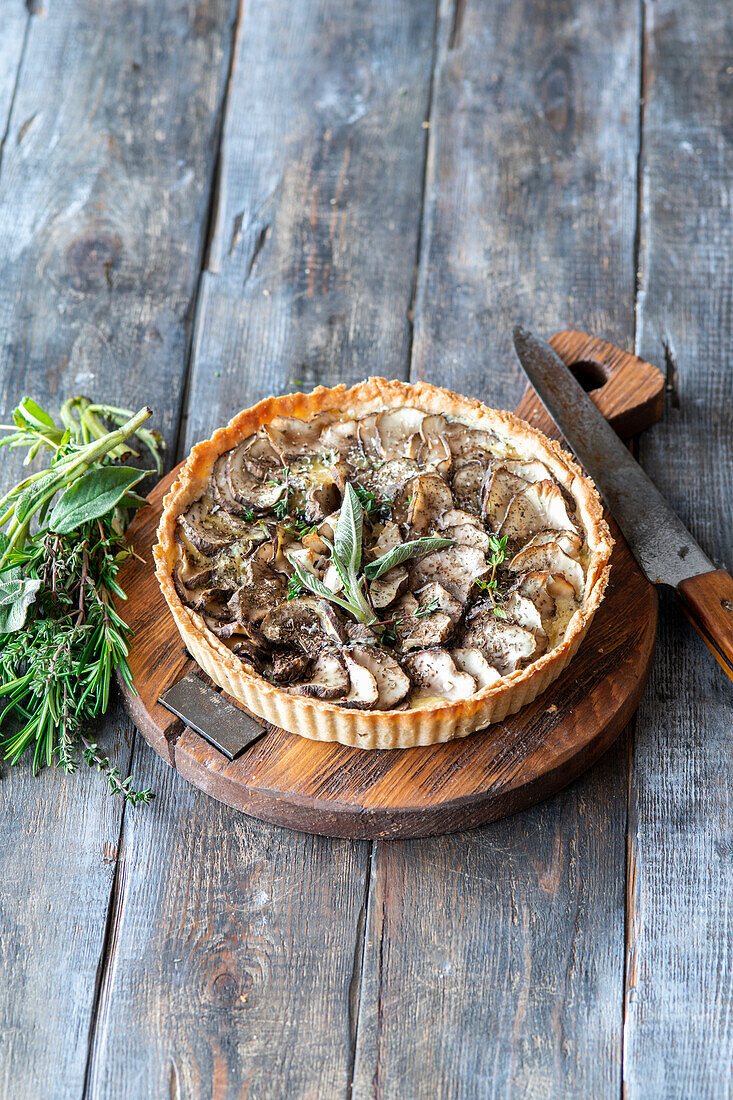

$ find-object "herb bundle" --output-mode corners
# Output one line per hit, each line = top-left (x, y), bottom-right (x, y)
(0, 396), (163, 802)
(286, 483), (453, 632)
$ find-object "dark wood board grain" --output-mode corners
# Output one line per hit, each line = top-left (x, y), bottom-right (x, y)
(0, 3), (237, 1097)
(625, 0), (733, 1093)
(87, 2), (440, 1095)
(354, 1), (643, 1095)
(116, 330), (661, 840)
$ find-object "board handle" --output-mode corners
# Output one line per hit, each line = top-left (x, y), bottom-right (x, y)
(515, 330), (665, 442)
(677, 570), (733, 682)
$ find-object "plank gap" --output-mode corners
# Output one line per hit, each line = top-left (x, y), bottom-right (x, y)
(81, 787), (131, 1100)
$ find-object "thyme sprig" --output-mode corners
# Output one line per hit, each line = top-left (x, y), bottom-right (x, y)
(475, 533), (509, 618)
(0, 396), (163, 801)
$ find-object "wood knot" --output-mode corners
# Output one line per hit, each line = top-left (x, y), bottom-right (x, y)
(537, 54), (574, 138)
(66, 232), (121, 291)
(722, 599), (733, 613)
(212, 971), (239, 1005)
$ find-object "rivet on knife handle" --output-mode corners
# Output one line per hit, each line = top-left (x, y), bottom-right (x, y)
(159, 674), (268, 760)
(677, 570), (733, 682)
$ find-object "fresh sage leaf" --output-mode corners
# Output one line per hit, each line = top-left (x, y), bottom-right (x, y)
(50, 466), (146, 534)
(116, 491), (149, 510)
(14, 397), (55, 432)
(0, 575), (41, 632)
(335, 483), (363, 576)
(287, 554), (354, 609)
(364, 536), (455, 581)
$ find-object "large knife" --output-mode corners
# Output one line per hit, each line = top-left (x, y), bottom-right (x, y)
(513, 326), (733, 682)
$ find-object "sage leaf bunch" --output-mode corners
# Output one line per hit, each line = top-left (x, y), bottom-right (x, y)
(287, 482), (455, 630)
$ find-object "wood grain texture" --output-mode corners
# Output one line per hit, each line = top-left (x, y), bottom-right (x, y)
(677, 569), (733, 681)
(117, 331), (660, 839)
(0, 2), (27, 150)
(354, 0), (643, 1094)
(183, 0), (438, 449)
(84, 747), (370, 1100)
(0, 2), (237, 1097)
(89, 2), (440, 1095)
(625, 0), (733, 1094)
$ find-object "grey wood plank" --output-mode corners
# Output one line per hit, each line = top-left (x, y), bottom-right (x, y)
(0, 2), (27, 148)
(0, 2), (237, 1097)
(86, 750), (371, 1100)
(624, 1), (733, 1095)
(184, 0), (438, 449)
(353, 0), (641, 1094)
(86, 2), (438, 1096)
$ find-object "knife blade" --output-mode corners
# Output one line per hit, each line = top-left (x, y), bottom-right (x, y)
(512, 326), (733, 681)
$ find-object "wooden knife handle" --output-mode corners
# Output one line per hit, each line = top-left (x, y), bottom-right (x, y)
(677, 570), (733, 681)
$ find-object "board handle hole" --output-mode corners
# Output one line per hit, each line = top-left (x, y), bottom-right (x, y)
(569, 359), (610, 392)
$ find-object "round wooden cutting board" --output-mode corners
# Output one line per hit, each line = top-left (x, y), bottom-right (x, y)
(115, 331), (664, 838)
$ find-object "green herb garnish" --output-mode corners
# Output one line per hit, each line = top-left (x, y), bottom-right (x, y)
(352, 482), (391, 523)
(286, 483), (455, 632)
(475, 533), (509, 618)
(0, 396), (163, 801)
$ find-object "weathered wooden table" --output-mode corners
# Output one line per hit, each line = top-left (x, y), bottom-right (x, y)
(0, 2), (730, 1096)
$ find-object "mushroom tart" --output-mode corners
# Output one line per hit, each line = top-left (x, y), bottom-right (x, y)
(155, 379), (613, 749)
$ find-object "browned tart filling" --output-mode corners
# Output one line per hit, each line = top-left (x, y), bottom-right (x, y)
(172, 407), (592, 712)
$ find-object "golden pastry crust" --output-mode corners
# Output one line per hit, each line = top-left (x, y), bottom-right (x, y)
(154, 378), (613, 749)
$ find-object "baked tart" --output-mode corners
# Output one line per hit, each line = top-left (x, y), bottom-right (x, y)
(154, 379), (613, 749)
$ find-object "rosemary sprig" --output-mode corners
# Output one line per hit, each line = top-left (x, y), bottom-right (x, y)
(0, 396), (163, 802)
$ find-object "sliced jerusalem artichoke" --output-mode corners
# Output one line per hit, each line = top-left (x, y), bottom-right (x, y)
(356, 413), (383, 464)
(239, 433), (282, 479)
(443, 425), (498, 456)
(347, 645), (411, 708)
(226, 442), (287, 511)
(507, 542), (585, 599)
(403, 472), (453, 533)
(295, 652), (350, 699)
(232, 641), (265, 673)
(409, 545), (489, 605)
(370, 458), (421, 502)
(319, 418), (358, 459)
(403, 649), (478, 702)
(451, 461), (484, 511)
(212, 453), (249, 514)
(370, 520), (402, 559)
(521, 528), (583, 559)
(418, 414), (453, 476)
(225, 559), (286, 623)
(481, 466), (528, 530)
(451, 648), (502, 688)
(178, 497), (244, 555)
(369, 565), (409, 609)
(270, 651), (310, 683)
(503, 592), (548, 655)
(376, 408), (425, 459)
(499, 479), (579, 542)
(305, 478), (341, 522)
(461, 606), (537, 675)
(339, 654), (380, 709)
(391, 593), (454, 651)
(413, 581), (464, 624)
(263, 414), (331, 461)
(440, 523), (491, 551)
(260, 599), (328, 654)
